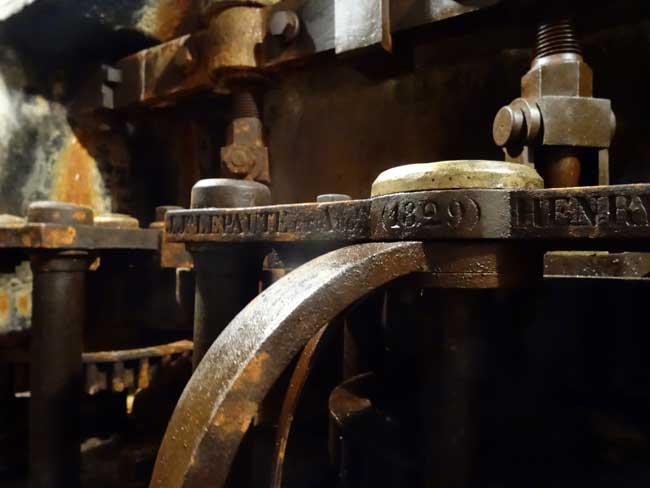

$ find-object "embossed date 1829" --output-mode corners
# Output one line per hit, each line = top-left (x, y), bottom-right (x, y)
(380, 196), (481, 231)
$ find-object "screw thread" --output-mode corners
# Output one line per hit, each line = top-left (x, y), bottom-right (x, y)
(232, 90), (260, 119)
(534, 18), (582, 59)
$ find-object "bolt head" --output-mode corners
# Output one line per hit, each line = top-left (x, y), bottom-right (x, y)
(493, 106), (524, 148)
(316, 194), (352, 203)
(27, 201), (94, 225)
(191, 179), (271, 209)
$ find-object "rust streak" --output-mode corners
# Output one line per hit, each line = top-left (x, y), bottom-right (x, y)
(15, 291), (31, 318)
(0, 288), (9, 326)
(51, 135), (105, 212)
(42, 227), (77, 247)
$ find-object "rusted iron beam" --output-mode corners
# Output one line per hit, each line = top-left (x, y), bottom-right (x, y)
(0, 223), (159, 251)
(544, 251), (650, 278)
(73, 0), (501, 111)
(164, 184), (650, 245)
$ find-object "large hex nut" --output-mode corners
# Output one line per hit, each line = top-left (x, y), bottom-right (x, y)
(522, 58), (593, 98)
(221, 144), (270, 181)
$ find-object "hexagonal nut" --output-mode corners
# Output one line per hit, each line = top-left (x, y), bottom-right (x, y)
(522, 59), (593, 99)
(221, 144), (269, 181)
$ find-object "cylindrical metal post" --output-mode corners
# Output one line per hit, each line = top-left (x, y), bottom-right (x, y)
(417, 289), (482, 488)
(369, 162), (543, 487)
(30, 253), (89, 488)
(189, 179), (271, 369)
(27, 201), (93, 488)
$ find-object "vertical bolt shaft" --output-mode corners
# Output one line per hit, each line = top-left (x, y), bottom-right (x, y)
(189, 179), (271, 369)
(232, 89), (260, 120)
(534, 17), (586, 187)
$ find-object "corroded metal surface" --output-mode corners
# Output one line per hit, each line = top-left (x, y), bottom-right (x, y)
(0, 261), (31, 333)
(544, 251), (650, 278)
(150, 241), (436, 487)
(0, 201), (157, 251)
(0, 223), (159, 251)
(150, 207), (194, 269)
(84, 340), (193, 395)
(167, 198), (372, 243)
(221, 116), (270, 182)
(0, 50), (112, 216)
(83, 339), (192, 364)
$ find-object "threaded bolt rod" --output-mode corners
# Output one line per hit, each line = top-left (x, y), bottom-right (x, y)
(232, 89), (260, 119)
(534, 18), (582, 59)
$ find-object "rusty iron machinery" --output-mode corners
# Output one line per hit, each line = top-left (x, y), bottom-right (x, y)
(150, 155), (650, 486)
(3, 1), (650, 487)
(72, 0), (511, 185)
(0, 200), (195, 487)
(144, 9), (650, 479)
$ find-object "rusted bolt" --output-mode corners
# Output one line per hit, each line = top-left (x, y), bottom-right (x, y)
(189, 178), (271, 368)
(316, 194), (352, 203)
(221, 108), (270, 182)
(191, 179), (271, 209)
(268, 10), (300, 42)
(27, 201), (94, 226)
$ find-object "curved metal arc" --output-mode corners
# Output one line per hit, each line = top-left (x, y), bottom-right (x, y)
(150, 241), (433, 488)
(271, 324), (330, 488)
